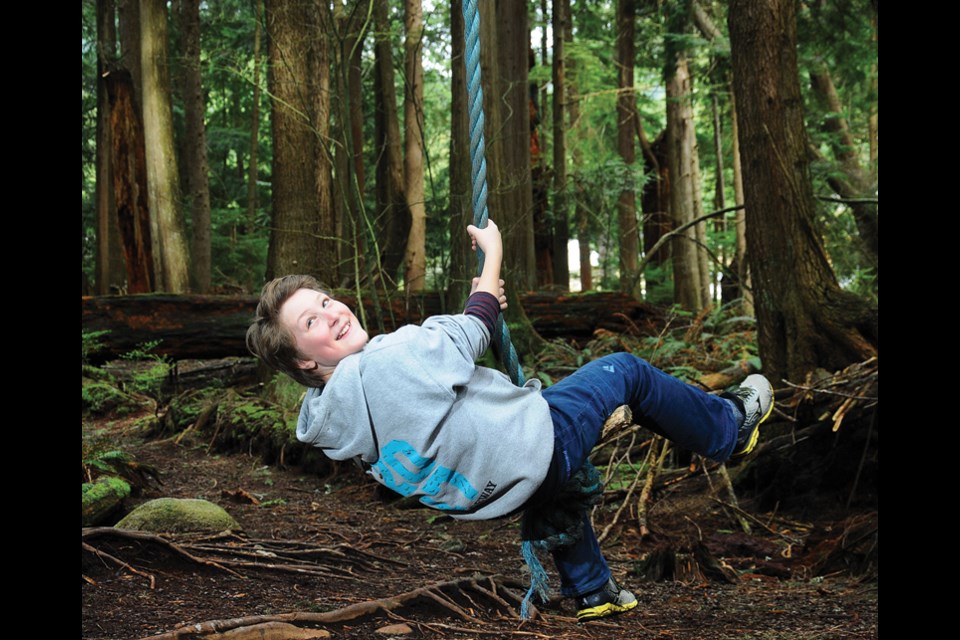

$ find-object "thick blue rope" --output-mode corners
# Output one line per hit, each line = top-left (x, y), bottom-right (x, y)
(461, 0), (524, 388)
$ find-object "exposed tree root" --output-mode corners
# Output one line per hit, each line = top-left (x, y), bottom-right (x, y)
(139, 574), (531, 639)
(82, 527), (404, 584)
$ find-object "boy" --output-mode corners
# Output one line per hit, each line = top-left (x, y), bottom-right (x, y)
(246, 220), (774, 622)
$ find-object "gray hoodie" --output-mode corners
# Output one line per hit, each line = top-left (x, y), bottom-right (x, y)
(296, 313), (554, 520)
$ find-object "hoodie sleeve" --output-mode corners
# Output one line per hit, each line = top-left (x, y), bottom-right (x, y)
(417, 313), (492, 375)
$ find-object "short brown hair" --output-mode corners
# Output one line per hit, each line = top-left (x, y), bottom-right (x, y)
(246, 275), (328, 387)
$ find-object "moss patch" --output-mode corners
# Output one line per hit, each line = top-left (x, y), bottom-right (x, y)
(82, 476), (132, 526)
(82, 379), (142, 416)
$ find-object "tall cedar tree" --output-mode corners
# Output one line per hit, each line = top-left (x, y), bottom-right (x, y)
(95, 0), (126, 294)
(179, 0), (212, 292)
(403, 0), (427, 291)
(728, 0), (877, 382)
(615, 0), (641, 299)
(564, 0), (592, 291)
(140, 0), (190, 292)
(448, 0), (471, 306)
(265, 0), (336, 282)
(550, 0), (569, 289)
(665, 5), (709, 311)
(107, 69), (154, 293)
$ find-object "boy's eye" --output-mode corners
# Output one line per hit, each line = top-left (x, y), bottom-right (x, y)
(306, 317), (315, 329)
(322, 298), (331, 308)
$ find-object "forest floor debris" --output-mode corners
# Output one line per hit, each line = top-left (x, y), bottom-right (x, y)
(82, 409), (877, 640)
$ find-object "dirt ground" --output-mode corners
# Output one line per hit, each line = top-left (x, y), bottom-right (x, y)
(82, 417), (878, 640)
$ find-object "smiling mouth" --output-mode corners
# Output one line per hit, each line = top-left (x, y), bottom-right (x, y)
(336, 322), (350, 341)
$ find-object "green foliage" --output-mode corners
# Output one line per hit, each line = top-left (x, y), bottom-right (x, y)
(82, 380), (141, 417)
(82, 426), (155, 492)
(599, 461), (648, 492)
(532, 301), (761, 387)
(119, 341), (173, 400)
(82, 330), (110, 363)
(80, 0), (877, 307)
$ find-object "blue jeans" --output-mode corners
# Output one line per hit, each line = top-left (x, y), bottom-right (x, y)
(536, 353), (740, 597)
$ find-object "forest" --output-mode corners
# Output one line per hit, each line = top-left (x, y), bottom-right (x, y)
(82, 1), (878, 638)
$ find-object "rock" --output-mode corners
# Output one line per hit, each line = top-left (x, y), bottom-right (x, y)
(116, 497), (241, 533)
(375, 623), (414, 635)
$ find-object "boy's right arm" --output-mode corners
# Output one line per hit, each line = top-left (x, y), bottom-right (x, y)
(466, 219), (503, 302)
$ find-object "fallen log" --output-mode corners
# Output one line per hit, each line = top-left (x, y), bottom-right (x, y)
(82, 292), (664, 362)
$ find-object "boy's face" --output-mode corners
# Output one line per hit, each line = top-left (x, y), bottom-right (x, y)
(280, 288), (369, 371)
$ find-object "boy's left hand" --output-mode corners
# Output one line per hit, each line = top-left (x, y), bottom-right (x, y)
(471, 277), (508, 311)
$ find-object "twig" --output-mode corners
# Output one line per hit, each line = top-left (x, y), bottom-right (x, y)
(683, 516), (703, 543)
(83, 541), (156, 588)
(597, 451), (645, 544)
(717, 464), (751, 534)
(709, 499), (801, 544)
(847, 407), (876, 508)
(816, 195), (878, 205)
(385, 611), (556, 638)
(780, 379), (878, 401)
(638, 437), (670, 540)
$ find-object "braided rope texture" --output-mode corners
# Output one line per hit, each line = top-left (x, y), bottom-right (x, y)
(461, 0), (525, 387)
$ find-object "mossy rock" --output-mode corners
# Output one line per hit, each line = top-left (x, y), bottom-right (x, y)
(116, 498), (241, 533)
(82, 476), (132, 526)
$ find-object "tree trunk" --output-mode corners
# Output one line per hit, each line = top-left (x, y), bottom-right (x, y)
(448, 0), (471, 306)
(476, 0), (542, 354)
(496, 0), (537, 292)
(640, 130), (670, 302)
(330, 0), (371, 287)
(711, 93), (726, 307)
(809, 66), (879, 276)
(729, 90), (753, 315)
(107, 70), (154, 293)
(179, 0), (212, 293)
(96, 0), (126, 295)
(374, 0), (410, 285)
(246, 0), (262, 233)
(118, 0), (142, 106)
(403, 0), (427, 291)
(564, 0), (591, 292)
(666, 54), (706, 311)
(615, 0), (640, 299)
(140, 0), (191, 292)
(728, 0), (877, 382)
(549, 0), (567, 290)
(264, 0), (334, 283)
(313, 3), (336, 285)
(331, 1), (369, 288)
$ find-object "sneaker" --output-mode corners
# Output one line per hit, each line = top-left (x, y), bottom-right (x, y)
(576, 577), (638, 622)
(729, 374), (774, 460)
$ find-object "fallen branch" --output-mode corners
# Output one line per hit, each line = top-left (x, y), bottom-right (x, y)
(638, 438), (671, 539)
